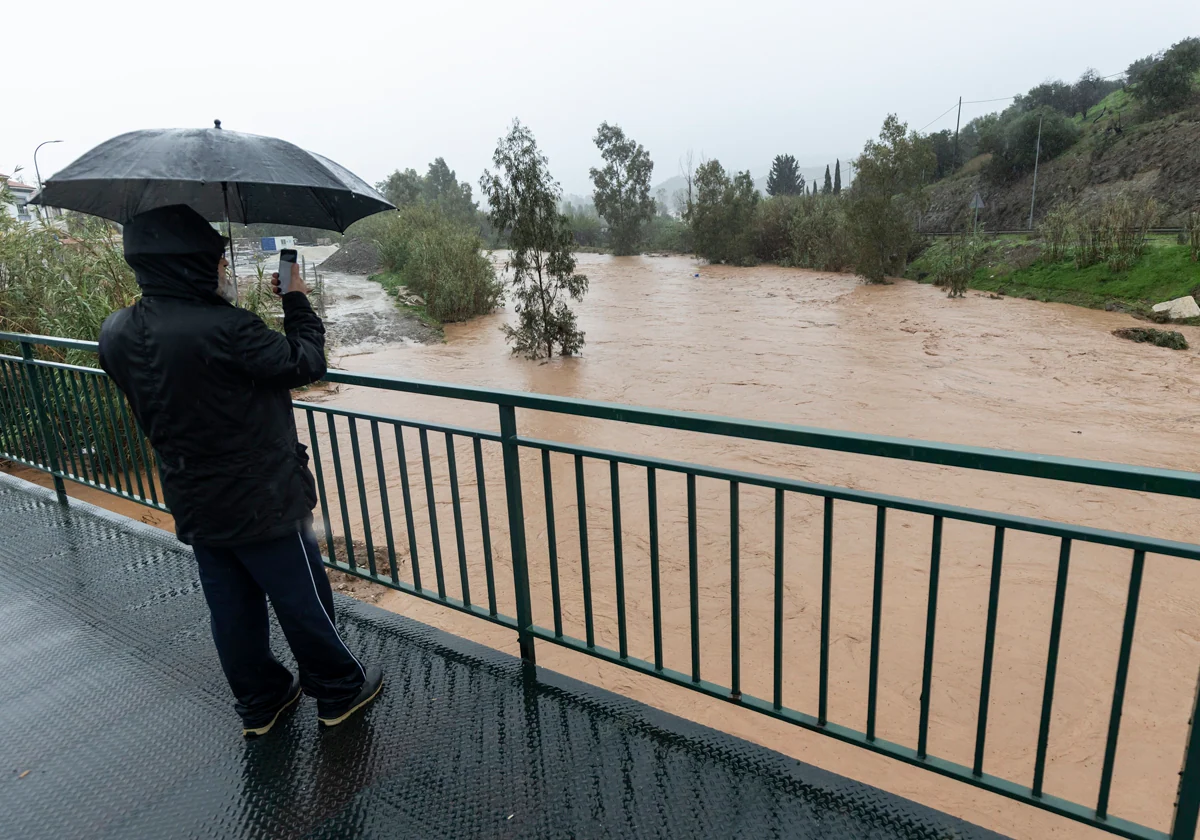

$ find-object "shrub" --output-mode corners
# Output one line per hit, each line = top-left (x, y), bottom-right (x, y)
(755, 195), (853, 271)
(0, 211), (137, 358)
(368, 205), (501, 322)
(1113, 328), (1189, 350)
(929, 232), (987, 298)
(1186, 210), (1200, 263)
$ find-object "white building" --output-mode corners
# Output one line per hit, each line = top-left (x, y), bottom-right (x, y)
(1, 173), (36, 223)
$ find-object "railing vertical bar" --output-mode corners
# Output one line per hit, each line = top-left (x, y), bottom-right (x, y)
(974, 526), (1006, 777)
(774, 488), (785, 710)
(65, 370), (95, 486)
(1096, 549), (1146, 820)
(498, 404), (535, 662)
(128, 398), (159, 506)
(867, 506), (886, 742)
(0, 361), (27, 461)
(307, 411), (337, 566)
(0, 361), (33, 463)
(819, 496), (834, 726)
(1170, 665), (1200, 840)
(347, 418), (377, 575)
(918, 515), (944, 760)
(46, 368), (81, 481)
(575, 453), (595, 648)
(541, 450), (562, 636)
(98, 378), (134, 497)
(394, 425), (422, 591)
(419, 428), (445, 598)
(730, 480), (741, 698)
(611, 460), (628, 659)
(370, 420), (399, 584)
(1033, 537), (1072, 797)
(81, 373), (115, 490)
(326, 413), (357, 571)
(112, 387), (147, 501)
(445, 433), (471, 607)
(473, 438), (497, 616)
(648, 467), (663, 670)
(688, 472), (700, 683)
(21, 342), (66, 501)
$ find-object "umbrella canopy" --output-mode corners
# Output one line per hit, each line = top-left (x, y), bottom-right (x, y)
(29, 126), (393, 232)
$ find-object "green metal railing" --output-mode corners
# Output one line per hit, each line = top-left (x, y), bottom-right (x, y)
(3, 329), (1200, 840)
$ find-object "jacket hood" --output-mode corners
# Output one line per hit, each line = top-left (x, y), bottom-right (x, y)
(122, 205), (228, 303)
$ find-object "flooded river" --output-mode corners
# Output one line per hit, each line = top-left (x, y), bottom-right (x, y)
(313, 253), (1200, 839)
(24, 252), (1198, 838)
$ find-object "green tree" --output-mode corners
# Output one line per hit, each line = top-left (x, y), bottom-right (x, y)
(690, 160), (759, 264)
(589, 122), (656, 256)
(983, 108), (1079, 182)
(377, 168), (423, 207)
(846, 114), (935, 283)
(481, 120), (588, 359)
(833, 160), (842, 195)
(423, 157), (479, 224)
(1130, 37), (1200, 113)
(766, 154), (803, 196)
(822, 165), (833, 194)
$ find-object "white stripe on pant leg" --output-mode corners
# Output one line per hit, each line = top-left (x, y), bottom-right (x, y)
(298, 534), (367, 682)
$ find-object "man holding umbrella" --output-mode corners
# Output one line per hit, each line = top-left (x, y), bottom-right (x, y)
(34, 125), (395, 737)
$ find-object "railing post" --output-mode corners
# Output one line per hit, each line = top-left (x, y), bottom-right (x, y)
(19, 340), (67, 504)
(499, 404), (536, 664)
(1171, 668), (1200, 840)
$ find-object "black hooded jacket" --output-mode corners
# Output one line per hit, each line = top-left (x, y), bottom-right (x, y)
(99, 205), (326, 546)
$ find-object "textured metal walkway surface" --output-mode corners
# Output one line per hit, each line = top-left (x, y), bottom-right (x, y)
(0, 473), (1008, 840)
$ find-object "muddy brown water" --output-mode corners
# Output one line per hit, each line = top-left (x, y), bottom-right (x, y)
(16, 253), (1200, 838)
(306, 254), (1200, 839)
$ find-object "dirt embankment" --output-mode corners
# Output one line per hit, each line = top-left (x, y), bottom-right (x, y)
(923, 113), (1200, 231)
(318, 238), (382, 275)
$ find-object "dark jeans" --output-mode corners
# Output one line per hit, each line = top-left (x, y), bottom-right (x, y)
(193, 527), (365, 724)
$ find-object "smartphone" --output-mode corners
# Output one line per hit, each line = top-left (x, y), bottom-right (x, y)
(278, 249), (298, 294)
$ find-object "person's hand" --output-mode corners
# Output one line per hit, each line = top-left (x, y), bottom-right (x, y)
(271, 263), (309, 296)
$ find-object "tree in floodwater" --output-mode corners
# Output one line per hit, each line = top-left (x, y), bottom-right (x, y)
(846, 114), (935, 282)
(589, 122), (656, 256)
(481, 120), (588, 359)
(766, 154), (803, 196)
(833, 160), (842, 195)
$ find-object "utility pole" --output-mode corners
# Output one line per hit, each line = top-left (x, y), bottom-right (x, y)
(953, 97), (962, 168)
(1027, 113), (1044, 230)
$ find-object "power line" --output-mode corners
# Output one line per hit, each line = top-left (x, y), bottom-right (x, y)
(962, 95), (1015, 105)
(918, 102), (961, 132)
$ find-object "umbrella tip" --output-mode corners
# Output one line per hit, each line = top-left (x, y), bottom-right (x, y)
(213, 119), (222, 129)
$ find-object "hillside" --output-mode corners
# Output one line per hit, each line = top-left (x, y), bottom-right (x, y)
(922, 94), (1200, 231)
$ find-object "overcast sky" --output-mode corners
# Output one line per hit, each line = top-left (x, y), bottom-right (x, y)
(6, 1), (1197, 199)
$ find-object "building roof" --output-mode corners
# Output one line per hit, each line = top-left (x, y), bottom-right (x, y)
(0, 174), (37, 192)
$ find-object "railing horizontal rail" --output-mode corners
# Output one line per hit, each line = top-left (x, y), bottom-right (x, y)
(519, 436), (1200, 561)
(294, 400), (502, 442)
(6, 332), (1199, 498)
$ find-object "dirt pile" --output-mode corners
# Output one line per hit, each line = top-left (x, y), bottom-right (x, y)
(319, 238), (382, 275)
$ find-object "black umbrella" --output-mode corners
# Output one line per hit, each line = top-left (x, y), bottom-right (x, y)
(29, 121), (393, 233)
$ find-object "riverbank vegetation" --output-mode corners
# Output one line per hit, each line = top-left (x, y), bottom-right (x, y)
(353, 205), (500, 324)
